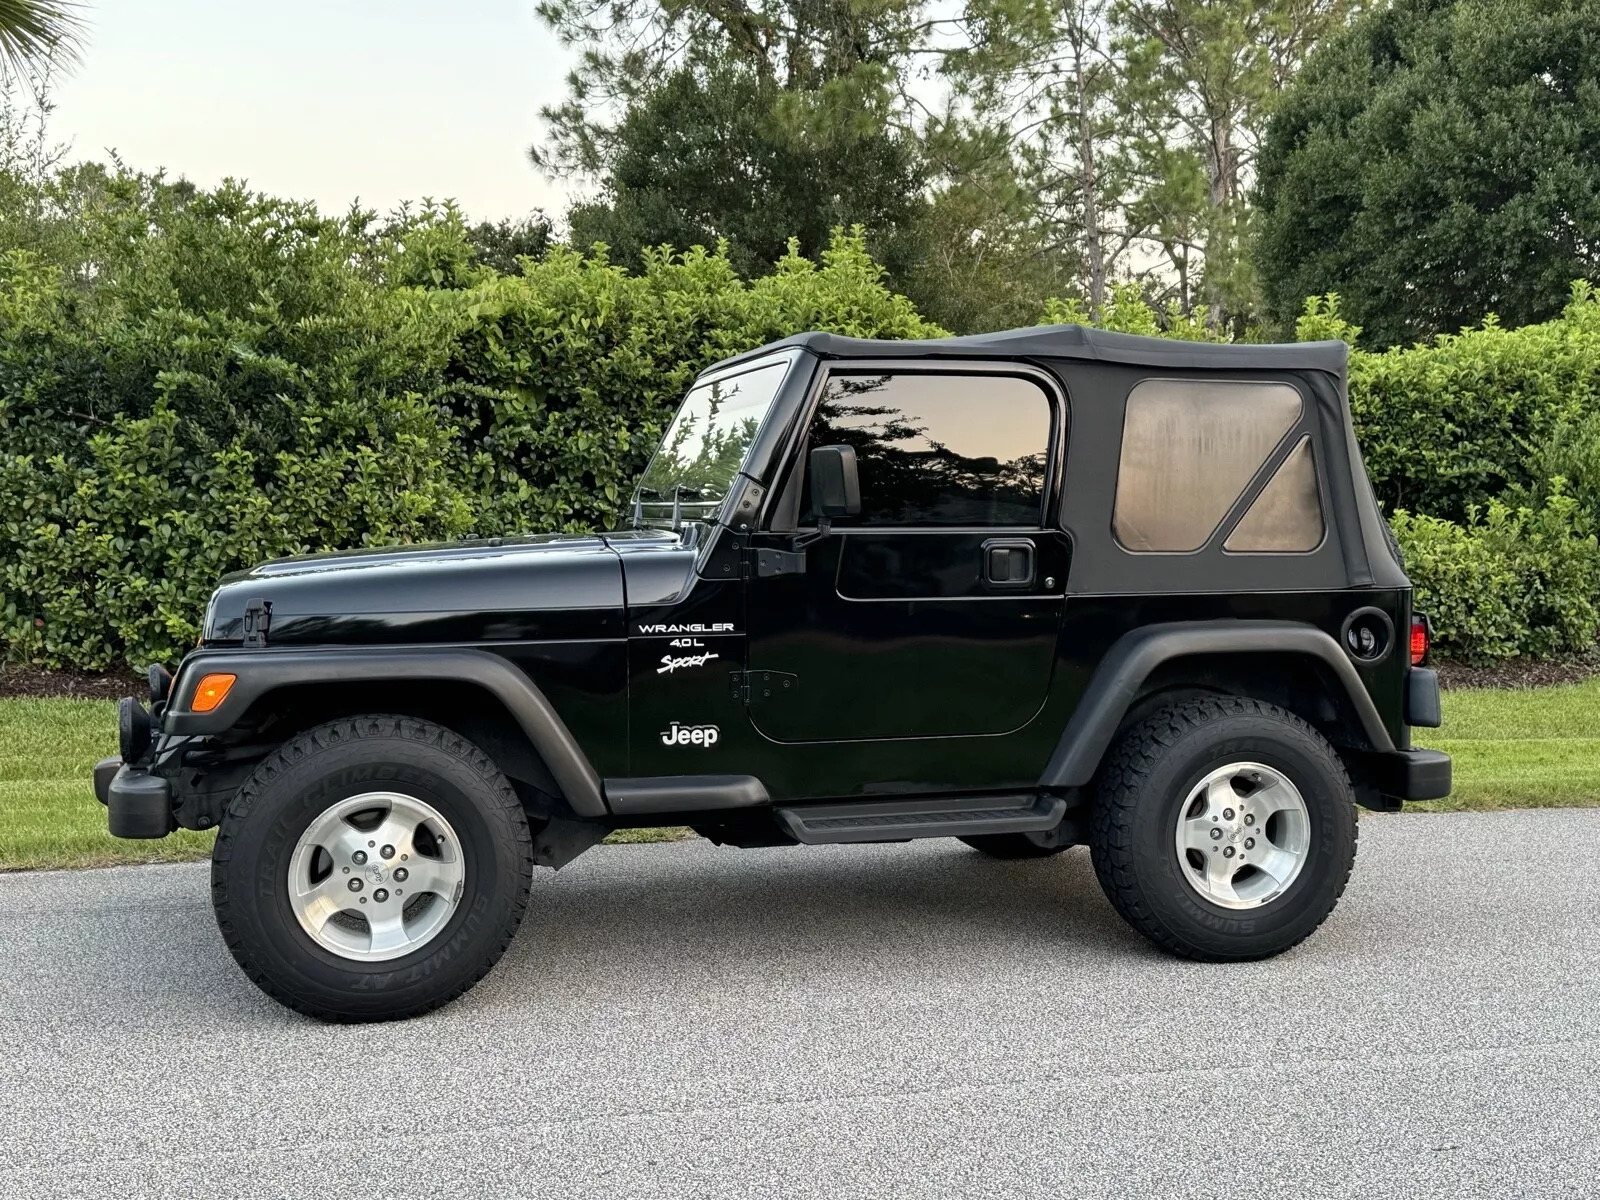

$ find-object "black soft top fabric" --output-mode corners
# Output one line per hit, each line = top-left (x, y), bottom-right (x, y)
(709, 322), (1406, 592)
(708, 325), (1348, 376)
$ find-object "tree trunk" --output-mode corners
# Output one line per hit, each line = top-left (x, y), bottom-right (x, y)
(1072, 21), (1106, 320)
(1204, 111), (1239, 327)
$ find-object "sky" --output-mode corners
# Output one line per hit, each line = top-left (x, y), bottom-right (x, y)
(45, 0), (580, 223)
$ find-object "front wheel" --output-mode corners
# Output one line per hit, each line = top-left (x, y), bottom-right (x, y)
(212, 715), (535, 1022)
(1089, 697), (1358, 961)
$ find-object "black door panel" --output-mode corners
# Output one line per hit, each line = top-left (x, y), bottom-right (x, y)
(746, 532), (1068, 742)
(837, 531), (992, 600)
(745, 366), (1069, 751)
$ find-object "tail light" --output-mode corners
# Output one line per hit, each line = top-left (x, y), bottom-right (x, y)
(1410, 613), (1430, 666)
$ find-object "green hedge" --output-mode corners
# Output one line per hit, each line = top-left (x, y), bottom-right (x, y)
(1392, 491), (1600, 664)
(1296, 288), (1600, 523)
(0, 167), (1596, 670)
(0, 170), (938, 670)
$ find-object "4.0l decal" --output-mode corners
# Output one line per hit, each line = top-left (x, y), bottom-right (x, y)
(660, 722), (719, 747)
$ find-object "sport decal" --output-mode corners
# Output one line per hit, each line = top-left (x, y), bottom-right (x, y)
(658, 651), (720, 675)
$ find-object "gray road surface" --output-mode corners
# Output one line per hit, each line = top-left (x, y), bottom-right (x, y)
(1, 809), (1597, 1199)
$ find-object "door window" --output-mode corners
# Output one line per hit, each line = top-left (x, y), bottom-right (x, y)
(804, 373), (1052, 526)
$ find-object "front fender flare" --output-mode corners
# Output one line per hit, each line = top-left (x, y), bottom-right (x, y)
(1039, 620), (1395, 790)
(165, 648), (607, 817)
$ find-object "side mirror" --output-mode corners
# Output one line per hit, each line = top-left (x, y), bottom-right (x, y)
(809, 445), (861, 518)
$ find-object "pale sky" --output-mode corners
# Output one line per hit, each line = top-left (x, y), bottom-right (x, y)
(46, 0), (581, 223)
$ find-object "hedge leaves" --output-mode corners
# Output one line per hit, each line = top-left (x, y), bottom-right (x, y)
(0, 167), (1595, 669)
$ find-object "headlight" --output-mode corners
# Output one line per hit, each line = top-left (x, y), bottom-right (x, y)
(118, 698), (152, 761)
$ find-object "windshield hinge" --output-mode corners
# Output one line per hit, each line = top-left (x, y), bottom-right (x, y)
(729, 670), (798, 704)
(755, 547), (805, 577)
(242, 598), (272, 648)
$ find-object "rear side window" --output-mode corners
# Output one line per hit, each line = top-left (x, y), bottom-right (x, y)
(1225, 435), (1325, 552)
(805, 372), (1052, 526)
(1113, 379), (1310, 552)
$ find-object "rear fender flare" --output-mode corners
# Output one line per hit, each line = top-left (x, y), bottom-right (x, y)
(166, 648), (607, 817)
(1040, 620), (1395, 790)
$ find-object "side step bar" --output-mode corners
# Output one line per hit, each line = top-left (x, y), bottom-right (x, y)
(775, 794), (1067, 845)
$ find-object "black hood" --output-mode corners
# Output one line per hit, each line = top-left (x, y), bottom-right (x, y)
(203, 530), (696, 647)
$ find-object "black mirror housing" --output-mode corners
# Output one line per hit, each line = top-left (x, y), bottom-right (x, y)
(809, 445), (862, 518)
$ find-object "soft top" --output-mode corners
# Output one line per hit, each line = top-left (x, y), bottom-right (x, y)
(706, 325), (1349, 378)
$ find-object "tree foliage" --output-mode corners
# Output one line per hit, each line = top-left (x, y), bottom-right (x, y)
(565, 56), (926, 281)
(1257, 0), (1600, 348)
(532, 0), (932, 180)
(465, 211), (555, 276)
(0, 0), (84, 82)
(533, 0), (1363, 333)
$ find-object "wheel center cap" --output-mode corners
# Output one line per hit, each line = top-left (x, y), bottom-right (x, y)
(366, 865), (388, 885)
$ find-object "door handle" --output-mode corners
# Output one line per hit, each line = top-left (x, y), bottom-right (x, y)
(982, 538), (1035, 587)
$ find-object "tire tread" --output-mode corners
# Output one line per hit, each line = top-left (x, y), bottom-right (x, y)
(1089, 696), (1358, 961)
(212, 714), (534, 1023)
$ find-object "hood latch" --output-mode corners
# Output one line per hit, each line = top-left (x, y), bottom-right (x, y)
(243, 598), (272, 648)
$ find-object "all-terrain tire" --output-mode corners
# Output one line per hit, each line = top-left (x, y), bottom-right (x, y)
(1089, 697), (1358, 961)
(212, 714), (535, 1022)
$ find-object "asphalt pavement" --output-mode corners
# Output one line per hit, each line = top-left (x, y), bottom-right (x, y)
(1, 809), (1597, 1199)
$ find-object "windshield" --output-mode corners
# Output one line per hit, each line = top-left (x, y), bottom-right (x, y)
(632, 358), (791, 526)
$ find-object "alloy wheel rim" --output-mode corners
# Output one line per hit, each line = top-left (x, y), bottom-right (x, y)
(287, 792), (466, 962)
(1173, 761), (1310, 911)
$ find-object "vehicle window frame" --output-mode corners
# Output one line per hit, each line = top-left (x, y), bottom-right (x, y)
(1109, 375), (1328, 557)
(632, 350), (802, 528)
(762, 361), (1069, 534)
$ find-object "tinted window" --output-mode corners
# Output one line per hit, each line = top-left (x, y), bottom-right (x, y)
(1225, 435), (1325, 552)
(1113, 379), (1302, 552)
(805, 373), (1051, 526)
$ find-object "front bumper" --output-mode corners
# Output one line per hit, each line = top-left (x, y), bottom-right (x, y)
(93, 756), (174, 839)
(1367, 747), (1453, 802)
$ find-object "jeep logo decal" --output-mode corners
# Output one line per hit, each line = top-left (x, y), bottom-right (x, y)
(661, 722), (719, 748)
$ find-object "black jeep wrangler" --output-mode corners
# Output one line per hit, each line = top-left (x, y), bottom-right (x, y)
(96, 325), (1450, 1022)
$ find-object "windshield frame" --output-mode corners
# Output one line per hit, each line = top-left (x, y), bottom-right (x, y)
(630, 349), (801, 530)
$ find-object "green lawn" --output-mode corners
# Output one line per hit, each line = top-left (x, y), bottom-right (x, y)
(0, 699), (216, 871)
(1412, 678), (1600, 811)
(0, 680), (1595, 870)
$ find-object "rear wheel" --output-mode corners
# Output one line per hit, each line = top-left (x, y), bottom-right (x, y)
(212, 715), (534, 1022)
(1089, 697), (1357, 961)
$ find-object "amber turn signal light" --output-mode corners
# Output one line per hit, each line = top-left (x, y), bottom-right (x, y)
(191, 673), (237, 713)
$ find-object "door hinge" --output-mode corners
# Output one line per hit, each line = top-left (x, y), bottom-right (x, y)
(729, 669), (799, 703)
(242, 598), (272, 648)
(756, 547), (806, 577)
